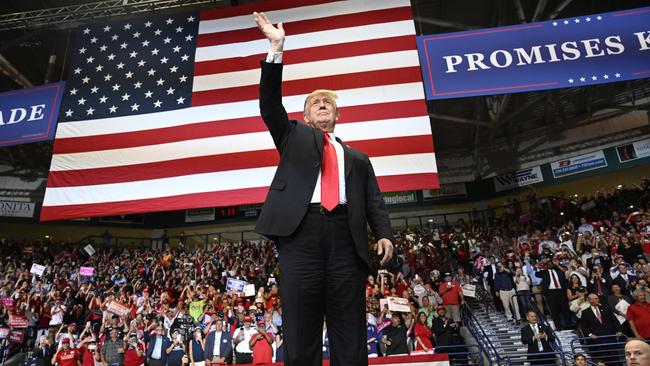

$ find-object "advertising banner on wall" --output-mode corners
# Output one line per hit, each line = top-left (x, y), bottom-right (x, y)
(0, 200), (35, 218)
(616, 137), (650, 163)
(551, 150), (607, 178)
(185, 208), (215, 223)
(494, 166), (544, 192)
(422, 182), (468, 200)
(382, 191), (418, 205)
(417, 7), (650, 100)
(0, 83), (64, 147)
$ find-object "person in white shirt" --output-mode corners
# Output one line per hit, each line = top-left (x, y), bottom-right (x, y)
(233, 316), (256, 364)
(205, 317), (232, 365)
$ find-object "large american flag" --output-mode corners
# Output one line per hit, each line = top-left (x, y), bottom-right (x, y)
(41, 0), (438, 221)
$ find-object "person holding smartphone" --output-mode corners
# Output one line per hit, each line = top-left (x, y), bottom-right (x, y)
(249, 320), (273, 364)
(165, 330), (186, 366)
(123, 334), (144, 366)
(146, 325), (171, 366)
(188, 328), (205, 366)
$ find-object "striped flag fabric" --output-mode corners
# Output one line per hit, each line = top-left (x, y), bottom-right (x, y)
(41, 0), (438, 221)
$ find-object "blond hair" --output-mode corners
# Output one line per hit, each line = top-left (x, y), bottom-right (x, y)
(303, 89), (339, 118)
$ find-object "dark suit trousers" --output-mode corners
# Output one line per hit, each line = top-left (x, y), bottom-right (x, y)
(544, 289), (569, 330)
(277, 205), (368, 366)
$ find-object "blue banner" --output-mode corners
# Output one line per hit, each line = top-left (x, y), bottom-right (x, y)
(551, 150), (607, 178)
(417, 7), (650, 100)
(0, 83), (64, 148)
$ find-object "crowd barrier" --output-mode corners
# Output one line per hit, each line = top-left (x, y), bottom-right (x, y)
(570, 334), (627, 366)
(236, 353), (451, 366)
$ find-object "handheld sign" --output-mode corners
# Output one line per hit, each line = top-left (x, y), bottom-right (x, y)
(84, 244), (96, 256)
(225, 278), (246, 293)
(80, 266), (94, 276)
(30, 263), (46, 276)
(107, 301), (130, 317)
(387, 297), (411, 313)
(244, 284), (256, 297)
(461, 284), (476, 298)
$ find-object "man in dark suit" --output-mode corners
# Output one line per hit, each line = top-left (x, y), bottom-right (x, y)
(146, 325), (172, 366)
(482, 256), (503, 311)
(611, 264), (637, 296)
(253, 12), (395, 366)
(580, 293), (623, 365)
(535, 259), (570, 330)
(204, 318), (233, 365)
(521, 311), (555, 365)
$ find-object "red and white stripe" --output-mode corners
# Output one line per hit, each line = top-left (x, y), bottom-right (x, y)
(41, 0), (438, 221)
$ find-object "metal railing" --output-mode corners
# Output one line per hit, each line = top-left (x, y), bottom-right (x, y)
(570, 334), (628, 366)
(461, 303), (505, 365)
(504, 350), (569, 366)
(434, 344), (485, 366)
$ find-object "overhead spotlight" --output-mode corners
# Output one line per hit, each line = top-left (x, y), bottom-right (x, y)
(428, 219), (433, 222)
(560, 212), (564, 216)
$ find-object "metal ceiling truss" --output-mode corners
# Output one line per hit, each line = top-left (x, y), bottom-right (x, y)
(0, 0), (225, 32)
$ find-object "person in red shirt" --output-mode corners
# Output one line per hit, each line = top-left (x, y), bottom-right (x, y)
(76, 338), (100, 366)
(626, 289), (650, 339)
(51, 338), (80, 366)
(438, 273), (464, 323)
(413, 312), (433, 353)
(123, 333), (145, 366)
(249, 320), (273, 364)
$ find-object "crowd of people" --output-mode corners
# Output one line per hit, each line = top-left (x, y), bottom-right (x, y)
(0, 177), (649, 365)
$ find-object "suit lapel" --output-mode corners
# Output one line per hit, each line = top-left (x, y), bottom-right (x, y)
(314, 128), (324, 159)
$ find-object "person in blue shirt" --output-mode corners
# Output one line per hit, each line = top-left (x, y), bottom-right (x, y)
(494, 263), (521, 322)
(366, 315), (378, 358)
(165, 330), (186, 366)
(525, 259), (546, 314)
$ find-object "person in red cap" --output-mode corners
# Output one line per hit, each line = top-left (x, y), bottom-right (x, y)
(249, 319), (273, 364)
(51, 338), (80, 366)
(233, 316), (255, 364)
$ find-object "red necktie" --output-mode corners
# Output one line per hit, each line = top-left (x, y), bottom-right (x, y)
(596, 278), (603, 295)
(550, 270), (559, 288)
(321, 133), (339, 211)
(594, 307), (602, 323)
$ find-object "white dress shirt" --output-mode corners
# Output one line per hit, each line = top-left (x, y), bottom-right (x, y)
(266, 50), (347, 205)
(212, 331), (222, 357)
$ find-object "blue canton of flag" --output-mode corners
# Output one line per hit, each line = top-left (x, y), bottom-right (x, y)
(60, 12), (199, 121)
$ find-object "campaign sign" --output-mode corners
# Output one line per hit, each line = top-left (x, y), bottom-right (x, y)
(387, 297), (411, 313)
(80, 266), (94, 276)
(551, 150), (607, 178)
(0, 327), (9, 339)
(417, 7), (650, 99)
(9, 315), (28, 328)
(30, 263), (46, 276)
(1, 298), (13, 310)
(8, 330), (25, 343)
(226, 278), (247, 294)
(0, 82), (64, 147)
(106, 301), (130, 317)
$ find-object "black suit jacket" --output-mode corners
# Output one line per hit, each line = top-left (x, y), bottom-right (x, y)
(254, 61), (394, 265)
(521, 323), (554, 354)
(611, 274), (636, 295)
(535, 268), (567, 292)
(579, 305), (621, 337)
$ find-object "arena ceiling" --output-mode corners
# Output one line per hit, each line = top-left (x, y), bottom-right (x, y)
(1, 0), (649, 185)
